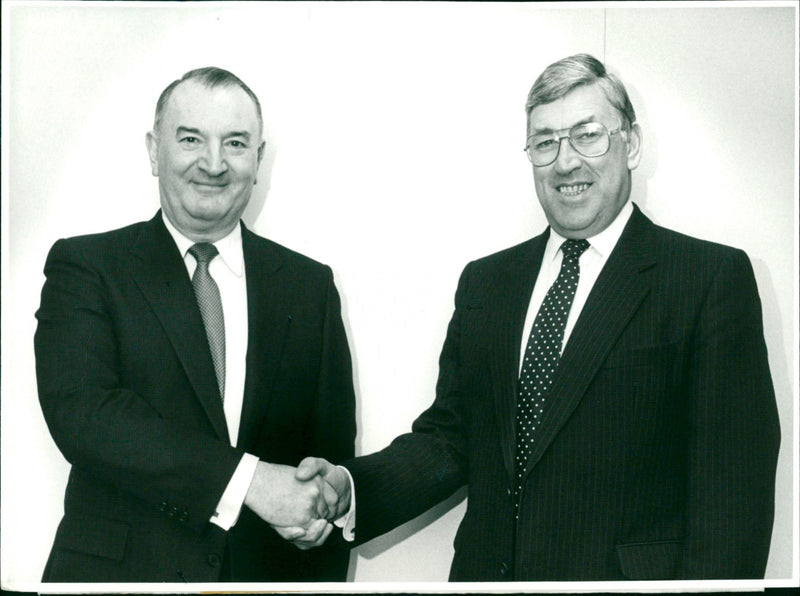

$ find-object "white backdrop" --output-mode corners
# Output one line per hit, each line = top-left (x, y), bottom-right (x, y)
(2, 1), (797, 589)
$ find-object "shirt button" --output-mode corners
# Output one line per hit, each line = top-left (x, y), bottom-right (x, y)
(207, 553), (221, 568)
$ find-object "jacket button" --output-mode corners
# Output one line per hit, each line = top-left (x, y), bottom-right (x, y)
(499, 562), (509, 577)
(207, 553), (221, 568)
(159, 501), (168, 512)
(179, 511), (189, 522)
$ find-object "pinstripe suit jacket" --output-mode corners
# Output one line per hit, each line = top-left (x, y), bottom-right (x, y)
(35, 212), (356, 582)
(345, 204), (780, 581)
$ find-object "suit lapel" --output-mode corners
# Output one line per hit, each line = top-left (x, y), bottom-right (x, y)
(522, 206), (657, 477)
(236, 226), (292, 450)
(128, 213), (230, 442)
(491, 233), (549, 482)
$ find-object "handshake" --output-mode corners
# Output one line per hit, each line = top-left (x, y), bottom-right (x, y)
(243, 457), (351, 550)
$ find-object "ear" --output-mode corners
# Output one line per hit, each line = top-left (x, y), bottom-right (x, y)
(626, 122), (643, 171)
(145, 131), (159, 176)
(257, 140), (266, 165)
(253, 140), (266, 185)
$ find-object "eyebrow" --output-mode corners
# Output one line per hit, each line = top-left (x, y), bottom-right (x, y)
(530, 116), (597, 136)
(176, 126), (202, 137)
(175, 126), (252, 140)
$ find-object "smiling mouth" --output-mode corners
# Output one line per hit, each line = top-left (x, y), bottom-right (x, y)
(557, 183), (591, 197)
(192, 181), (228, 191)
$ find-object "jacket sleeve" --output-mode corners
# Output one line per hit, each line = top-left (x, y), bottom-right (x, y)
(305, 268), (357, 464)
(679, 248), (780, 578)
(344, 263), (473, 545)
(300, 267), (358, 579)
(34, 238), (243, 533)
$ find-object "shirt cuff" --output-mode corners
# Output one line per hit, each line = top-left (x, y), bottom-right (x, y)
(210, 453), (259, 530)
(333, 465), (356, 542)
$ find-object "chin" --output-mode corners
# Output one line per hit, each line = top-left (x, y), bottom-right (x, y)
(187, 199), (229, 217)
(553, 216), (594, 237)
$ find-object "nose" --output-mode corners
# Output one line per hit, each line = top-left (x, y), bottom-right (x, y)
(553, 137), (581, 175)
(198, 143), (228, 176)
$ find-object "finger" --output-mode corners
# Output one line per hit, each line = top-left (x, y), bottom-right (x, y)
(303, 475), (330, 519)
(313, 492), (330, 520)
(317, 520), (334, 544)
(324, 467), (351, 517)
(272, 525), (306, 541)
(321, 481), (340, 518)
(289, 518), (328, 549)
(303, 518), (329, 542)
(330, 467), (351, 500)
(295, 456), (330, 481)
(293, 521), (334, 550)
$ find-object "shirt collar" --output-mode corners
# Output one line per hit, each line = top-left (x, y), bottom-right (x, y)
(161, 212), (245, 277)
(544, 200), (634, 262)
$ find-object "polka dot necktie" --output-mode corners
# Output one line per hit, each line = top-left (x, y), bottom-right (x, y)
(514, 238), (589, 511)
(188, 243), (225, 403)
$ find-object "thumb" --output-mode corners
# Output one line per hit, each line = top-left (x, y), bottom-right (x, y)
(295, 456), (331, 481)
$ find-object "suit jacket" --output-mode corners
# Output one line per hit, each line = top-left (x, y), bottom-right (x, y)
(35, 212), (356, 582)
(345, 204), (780, 581)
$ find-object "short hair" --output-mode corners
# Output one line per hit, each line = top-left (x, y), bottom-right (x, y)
(153, 66), (263, 133)
(525, 54), (636, 136)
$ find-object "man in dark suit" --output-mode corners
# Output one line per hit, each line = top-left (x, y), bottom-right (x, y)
(298, 54), (780, 580)
(34, 67), (356, 582)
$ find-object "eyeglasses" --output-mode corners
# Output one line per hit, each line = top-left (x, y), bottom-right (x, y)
(524, 122), (623, 167)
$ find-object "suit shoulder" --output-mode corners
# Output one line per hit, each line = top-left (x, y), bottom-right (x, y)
(649, 220), (749, 264)
(464, 235), (544, 273)
(46, 219), (153, 259)
(243, 230), (334, 277)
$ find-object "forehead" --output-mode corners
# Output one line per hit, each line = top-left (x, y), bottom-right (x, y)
(529, 83), (619, 132)
(161, 80), (260, 133)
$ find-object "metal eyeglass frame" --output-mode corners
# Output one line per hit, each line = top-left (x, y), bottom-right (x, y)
(524, 122), (624, 167)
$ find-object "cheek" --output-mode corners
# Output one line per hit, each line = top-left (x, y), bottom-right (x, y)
(228, 161), (255, 181)
(532, 171), (550, 194)
(601, 166), (627, 193)
(162, 163), (190, 182)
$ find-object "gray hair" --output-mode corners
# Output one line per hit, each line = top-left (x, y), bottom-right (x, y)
(153, 66), (262, 133)
(525, 54), (636, 136)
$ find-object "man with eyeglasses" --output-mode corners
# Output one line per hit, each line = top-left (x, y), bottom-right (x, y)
(294, 53), (780, 581)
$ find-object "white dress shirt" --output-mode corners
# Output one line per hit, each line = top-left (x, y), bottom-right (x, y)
(519, 201), (633, 371)
(162, 214), (258, 530)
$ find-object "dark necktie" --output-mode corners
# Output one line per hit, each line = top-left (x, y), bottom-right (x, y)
(188, 243), (225, 402)
(514, 238), (589, 510)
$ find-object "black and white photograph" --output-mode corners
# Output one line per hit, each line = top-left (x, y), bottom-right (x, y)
(1, 1), (797, 592)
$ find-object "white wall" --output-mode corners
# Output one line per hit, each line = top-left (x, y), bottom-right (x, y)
(2, 1), (796, 589)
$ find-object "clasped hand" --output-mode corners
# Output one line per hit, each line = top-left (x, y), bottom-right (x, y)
(244, 457), (350, 550)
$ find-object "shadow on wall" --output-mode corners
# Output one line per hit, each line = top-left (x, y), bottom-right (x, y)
(750, 257), (793, 579)
(347, 486), (468, 581)
(242, 121), (278, 228)
(623, 80), (658, 215)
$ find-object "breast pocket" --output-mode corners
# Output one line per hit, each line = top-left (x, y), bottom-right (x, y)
(588, 342), (686, 443)
(601, 342), (680, 370)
